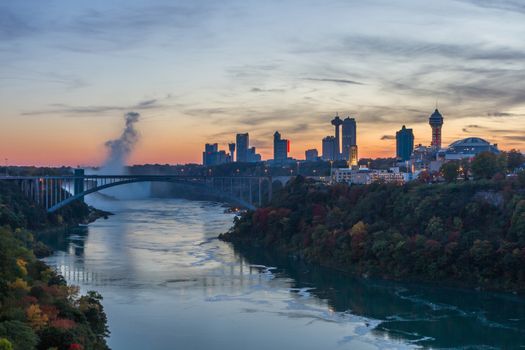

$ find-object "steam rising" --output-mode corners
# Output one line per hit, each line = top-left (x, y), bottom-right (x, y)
(101, 112), (140, 174)
(83, 111), (150, 204)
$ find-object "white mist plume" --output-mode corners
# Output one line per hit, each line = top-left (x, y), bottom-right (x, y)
(101, 112), (140, 174)
(84, 111), (151, 204)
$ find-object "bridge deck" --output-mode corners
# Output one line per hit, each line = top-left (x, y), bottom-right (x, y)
(1, 174), (275, 213)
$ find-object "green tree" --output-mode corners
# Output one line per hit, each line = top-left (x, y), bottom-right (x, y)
(470, 240), (493, 266)
(0, 321), (38, 350)
(440, 161), (460, 183)
(79, 291), (110, 341)
(510, 200), (525, 243)
(0, 339), (13, 350)
(425, 216), (446, 241)
(506, 149), (524, 171)
(471, 152), (505, 179)
(518, 170), (525, 187)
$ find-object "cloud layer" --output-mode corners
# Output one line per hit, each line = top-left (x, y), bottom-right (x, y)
(1, 0), (525, 164)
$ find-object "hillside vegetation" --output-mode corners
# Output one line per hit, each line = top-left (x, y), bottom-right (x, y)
(221, 176), (525, 293)
(0, 181), (110, 350)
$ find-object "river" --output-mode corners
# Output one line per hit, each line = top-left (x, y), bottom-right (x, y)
(42, 197), (525, 349)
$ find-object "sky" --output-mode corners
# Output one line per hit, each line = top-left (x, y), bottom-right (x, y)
(1, 0), (525, 166)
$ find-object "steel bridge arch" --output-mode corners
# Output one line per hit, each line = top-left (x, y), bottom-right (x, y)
(1, 174), (272, 213)
(48, 177), (260, 213)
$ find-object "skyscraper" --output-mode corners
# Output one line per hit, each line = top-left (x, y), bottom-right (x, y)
(203, 143), (230, 166)
(305, 149), (319, 161)
(396, 125), (414, 161)
(247, 147), (261, 162)
(331, 115), (343, 159)
(322, 136), (336, 160)
(342, 117), (357, 161)
(273, 131), (290, 162)
(236, 133), (249, 162)
(429, 109), (444, 149)
(203, 143), (218, 166)
(349, 145), (358, 167)
(228, 143), (236, 162)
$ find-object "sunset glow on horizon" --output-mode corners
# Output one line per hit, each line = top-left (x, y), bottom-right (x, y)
(1, 0), (525, 166)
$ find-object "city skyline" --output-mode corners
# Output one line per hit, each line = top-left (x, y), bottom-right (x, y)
(1, 0), (525, 166)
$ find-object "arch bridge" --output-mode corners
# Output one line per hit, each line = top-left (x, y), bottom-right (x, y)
(0, 172), (274, 213)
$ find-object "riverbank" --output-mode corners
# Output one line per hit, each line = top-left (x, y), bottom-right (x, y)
(220, 176), (525, 294)
(0, 181), (111, 350)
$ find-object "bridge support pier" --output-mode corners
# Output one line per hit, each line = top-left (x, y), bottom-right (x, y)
(74, 169), (85, 203)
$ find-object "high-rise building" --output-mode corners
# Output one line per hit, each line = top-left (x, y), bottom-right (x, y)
(305, 149), (319, 161)
(203, 143), (218, 166)
(247, 146), (261, 162)
(228, 143), (236, 162)
(331, 115), (343, 159)
(273, 131), (290, 162)
(396, 125), (414, 162)
(429, 109), (444, 149)
(349, 145), (358, 167)
(322, 136), (337, 161)
(342, 117), (357, 161)
(236, 133), (249, 162)
(203, 143), (231, 166)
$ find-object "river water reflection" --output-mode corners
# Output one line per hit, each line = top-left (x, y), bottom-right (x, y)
(42, 198), (525, 349)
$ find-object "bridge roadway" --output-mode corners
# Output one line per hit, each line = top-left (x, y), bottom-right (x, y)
(0, 174), (279, 213)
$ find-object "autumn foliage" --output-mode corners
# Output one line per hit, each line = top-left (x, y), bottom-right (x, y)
(221, 176), (525, 293)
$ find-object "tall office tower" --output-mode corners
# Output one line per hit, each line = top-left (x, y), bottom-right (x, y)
(203, 143), (218, 166)
(305, 149), (319, 161)
(331, 115), (343, 159)
(203, 143), (230, 166)
(342, 117), (357, 160)
(429, 109), (444, 149)
(228, 143), (236, 162)
(236, 133), (249, 162)
(396, 125), (414, 162)
(322, 136), (336, 160)
(273, 131), (290, 162)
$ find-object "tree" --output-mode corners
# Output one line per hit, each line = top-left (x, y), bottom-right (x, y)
(470, 240), (493, 265)
(425, 216), (446, 241)
(440, 161), (460, 183)
(417, 170), (432, 183)
(350, 221), (367, 260)
(460, 158), (471, 180)
(510, 200), (525, 243)
(506, 149), (524, 171)
(26, 304), (48, 330)
(471, 152), (505, 179)
(0, 321), (38, 350)
(78, 291), (110, 340)
(518, 170), (525, 188)
(0, 339), (13, 350)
